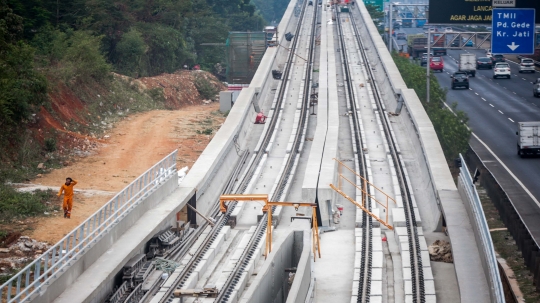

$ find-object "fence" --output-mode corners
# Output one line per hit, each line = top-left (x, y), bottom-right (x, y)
(226, 32), (267, 84)
(0, 150), (177, 303)
(465, 147), (540, 293)
(458, 153), (505, 303)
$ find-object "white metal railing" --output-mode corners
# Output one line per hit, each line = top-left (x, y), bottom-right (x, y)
(0, 150), (177, 303)
(459, 154), (505, 303)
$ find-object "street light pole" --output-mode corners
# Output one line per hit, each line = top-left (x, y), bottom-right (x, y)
(389, 3), (393, 53)
(426, 28), (431, 103)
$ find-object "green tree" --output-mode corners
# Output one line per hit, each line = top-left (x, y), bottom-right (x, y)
(0, 1), (47, 129)
(115, 28), (147, 77)
(60, 31), (111, 82)
(137, 22), (191, 75)
(365, 4), (384, 21)
(392, 54), (471, 161)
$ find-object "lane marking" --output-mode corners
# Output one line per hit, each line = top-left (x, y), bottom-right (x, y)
(489, 104), (494, 107)
(481, 97), (487, 101)
(442, 102), (540, 209)
(472, 132), (540, 209)
(475, 92), (479, 95)
(509, 118), (514, 122)
(513, 92), (517, 94)
(469, 88), (473, 90)
(498, 110), (504, 114)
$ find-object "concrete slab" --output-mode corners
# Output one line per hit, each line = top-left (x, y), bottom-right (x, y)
(314, 230), (355, 303)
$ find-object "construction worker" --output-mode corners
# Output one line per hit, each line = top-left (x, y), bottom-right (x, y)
(58, 178), (78, 219)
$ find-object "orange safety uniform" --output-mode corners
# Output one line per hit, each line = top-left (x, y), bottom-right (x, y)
(58, 180), (77, 218)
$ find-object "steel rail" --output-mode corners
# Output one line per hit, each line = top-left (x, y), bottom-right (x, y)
(147, 1), (317, 303)
(334, 10), (374, 303)
(213, 0), (319, 301)
(347, 9), (426, 302)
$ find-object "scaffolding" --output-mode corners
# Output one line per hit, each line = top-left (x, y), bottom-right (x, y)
(225, 32), (267, 84)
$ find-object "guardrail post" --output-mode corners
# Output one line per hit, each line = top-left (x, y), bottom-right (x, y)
(35, 261), (41, 288)
(7, 280), (11, 301)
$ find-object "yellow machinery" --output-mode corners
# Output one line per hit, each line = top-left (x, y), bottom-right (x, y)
(219, 194), (321, 260)
(330, 158), (396, 230)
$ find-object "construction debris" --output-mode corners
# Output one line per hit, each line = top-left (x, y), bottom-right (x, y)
(428, 240), (453, 263)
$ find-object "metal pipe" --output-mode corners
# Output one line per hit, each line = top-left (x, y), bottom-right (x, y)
(186, 204), (215, 227)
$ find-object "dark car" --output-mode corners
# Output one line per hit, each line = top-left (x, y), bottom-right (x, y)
(309, 0), (313, 5)
(476, 57), (493, 69)
(450, 40), (460, 47)
(534, 83), (540, 98)
(491, 54), (506, 63)
(451, 72), (469, 89)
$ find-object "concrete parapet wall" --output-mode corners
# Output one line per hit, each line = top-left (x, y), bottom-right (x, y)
(240, 221), (312, 303)
(181, 86), (258, 218)
(286, 229), (314, 303)
(354, 2), (491, 301)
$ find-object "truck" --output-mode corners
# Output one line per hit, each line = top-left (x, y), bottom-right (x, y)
(264, 26), (278, 47)
(402, 19), (413, 28)
(459, 53), (476, 77)
(517, 121), (540, 157)
(407, 34), (427, 58)
(431, 33), (447, 56)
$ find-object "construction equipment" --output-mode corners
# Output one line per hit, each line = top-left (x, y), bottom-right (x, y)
(330, 158), (396, 230)
(219, 194), (321, 259)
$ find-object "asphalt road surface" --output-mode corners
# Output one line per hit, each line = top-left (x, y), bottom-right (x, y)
(432, 48), (540, 204)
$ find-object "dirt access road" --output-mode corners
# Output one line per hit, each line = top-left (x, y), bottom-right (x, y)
(24, 103), (225, 244)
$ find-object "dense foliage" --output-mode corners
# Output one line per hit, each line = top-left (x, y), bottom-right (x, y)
(365, 4), (384, 22)
(0, 2), (47, 130)
(0, 0), (273, 181)
(5, 0), (265, 78)
(392, 54), (471, 162)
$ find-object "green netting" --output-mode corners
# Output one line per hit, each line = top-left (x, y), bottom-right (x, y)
(226, 32), (267, 84)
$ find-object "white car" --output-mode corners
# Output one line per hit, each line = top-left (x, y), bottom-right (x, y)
(444, 27), (452, 33)
(519, 58), (536, 73)
(493, 63), (511, 79)
(486, 51), (492, 58)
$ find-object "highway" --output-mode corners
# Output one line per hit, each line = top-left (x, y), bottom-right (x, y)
(430, 48), (540, 244)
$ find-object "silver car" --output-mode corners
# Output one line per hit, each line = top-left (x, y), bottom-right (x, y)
(520, 58), (536, 73)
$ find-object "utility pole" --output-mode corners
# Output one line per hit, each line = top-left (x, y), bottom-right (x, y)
(426, 28), (431, 103)
(389, 3), (393, 53)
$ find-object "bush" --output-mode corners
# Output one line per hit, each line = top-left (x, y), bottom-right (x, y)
(115, 29), (147, 77)
(392, 53), (471, 161)
(44, 137), (56, 152)
(0, 185), (55, 222)
(32, 28), (111, 83)
(194, 74), (219, 100)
